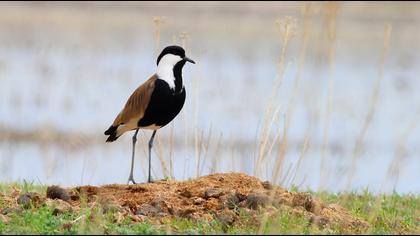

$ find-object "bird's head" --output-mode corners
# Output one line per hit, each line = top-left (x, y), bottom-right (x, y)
(156, 45), (195, 68)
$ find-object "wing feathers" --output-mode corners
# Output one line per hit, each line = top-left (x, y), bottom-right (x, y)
(112, 74), (157, 128)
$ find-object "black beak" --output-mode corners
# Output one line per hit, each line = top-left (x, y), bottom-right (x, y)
(184, 56), (195, 64)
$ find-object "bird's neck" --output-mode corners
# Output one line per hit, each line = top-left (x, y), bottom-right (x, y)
(157, 61), (185, 94)
(173, 61), (185, 93)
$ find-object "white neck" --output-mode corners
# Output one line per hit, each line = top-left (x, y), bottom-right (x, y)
(157, 64), (176, 89)
(156, 54), (183, 90)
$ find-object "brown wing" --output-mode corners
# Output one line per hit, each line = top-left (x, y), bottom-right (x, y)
(112, 74), (157, 126)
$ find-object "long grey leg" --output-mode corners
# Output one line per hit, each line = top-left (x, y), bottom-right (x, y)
(128, 129), (139, 184)
(148, 130), (157, 183)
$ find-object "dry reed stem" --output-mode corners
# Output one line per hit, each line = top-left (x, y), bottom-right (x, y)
(285, 3), (312, 129)
(199, 125), (213, 176)
(383, 105), (420, 192)
(271, 113), (288, 184)
(345, 24), (392, 189)
(280, 2), (313, 187)
(319, 1), (339, 190)
(254, 16), (295, 177)
(153, 17), (164, 55)
(209, 133), (223, 173)
(259, 4), (314, 232)
(156, 134), (171, 179)
(289, 117), (312, 187)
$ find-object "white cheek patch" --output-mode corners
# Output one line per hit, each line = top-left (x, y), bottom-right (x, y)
(157, 54), (183, 89)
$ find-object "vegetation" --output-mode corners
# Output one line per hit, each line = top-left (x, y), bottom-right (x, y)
(0, 183), (418, 235)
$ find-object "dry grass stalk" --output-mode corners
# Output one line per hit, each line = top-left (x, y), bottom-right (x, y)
(254, 16), (295, 177)
(345, 24), (392, 189)
(153, 17), (164, 55)
(384, 105), (420, 192)
(319, 1), (339, 190)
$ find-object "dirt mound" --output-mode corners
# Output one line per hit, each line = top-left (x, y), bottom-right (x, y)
(1, 173), (370, 232)
(67, 173), (370, 230)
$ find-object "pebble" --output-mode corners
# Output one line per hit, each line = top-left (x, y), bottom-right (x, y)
(46, 185), (71, 202)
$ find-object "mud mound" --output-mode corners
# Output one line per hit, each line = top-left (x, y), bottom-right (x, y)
(1, 173), (370, 232)
(67, 173), (370, 231)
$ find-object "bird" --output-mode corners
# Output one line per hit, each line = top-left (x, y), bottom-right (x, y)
(104, 45), (195, 184)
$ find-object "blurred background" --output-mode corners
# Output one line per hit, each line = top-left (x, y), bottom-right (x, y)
(0, 1), (419, 194)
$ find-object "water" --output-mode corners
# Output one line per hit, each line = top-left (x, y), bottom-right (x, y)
(0, 2), (419, 194)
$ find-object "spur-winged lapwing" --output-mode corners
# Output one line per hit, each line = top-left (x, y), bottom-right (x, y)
(104, 45), (195, 184)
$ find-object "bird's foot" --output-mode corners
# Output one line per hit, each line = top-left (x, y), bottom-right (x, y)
(127, 177), (137, 185)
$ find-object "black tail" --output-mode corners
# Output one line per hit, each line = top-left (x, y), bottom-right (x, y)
(104, 125), (119, 142)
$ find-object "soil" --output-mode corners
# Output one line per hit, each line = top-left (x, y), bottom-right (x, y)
(1, 173), (370, 232)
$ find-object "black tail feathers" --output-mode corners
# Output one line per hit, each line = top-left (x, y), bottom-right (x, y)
(105, 125), (119, 142)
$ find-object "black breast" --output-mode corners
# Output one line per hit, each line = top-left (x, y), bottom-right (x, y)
(138, 79), (186, 128)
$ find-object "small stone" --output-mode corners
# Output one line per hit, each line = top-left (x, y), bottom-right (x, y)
(262, 181), (273, 190)
(246, 193), (271, 209)
(102, 203), (123, 214)
(17, 193), (42, 208)
(311, 200), (324, 215)
(204, 188), (224, 199)
(217, 209), (236, 232)
(292, 192), (314, 212)
(135, 204), (161, 216)
(310, 215), (329, 228)
(45, 199), (73, 215)
(217, 209), (236, 225)
(235, 192), (247, 202)
(17, 194), (31, 207)
(192, 197), (205, 205)
(179, 189), (192, 198)
(150, 198), (169, 212)
(46, 186), (70, 202)
(176, 208), (195, 218)
(221, 192), (240, 209)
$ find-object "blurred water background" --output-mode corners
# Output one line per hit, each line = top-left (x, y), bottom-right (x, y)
(0, 2), (419, 194)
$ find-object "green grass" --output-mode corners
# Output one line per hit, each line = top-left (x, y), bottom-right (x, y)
(0, 184), (419, 235)
(316, 190), (420, 235)
(1, 206), (160, 235)
(0, 181), (48, 195)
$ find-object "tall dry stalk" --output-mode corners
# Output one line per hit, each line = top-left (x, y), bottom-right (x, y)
(199, 125), (213, 176)
(275, 3), (313, 185)
(254, 16), (295, 177)
(259, 4), (313, 233)
(285, 3), (312, 129)
(209, 132), (223, 173)
(155, 135), (171, 178)
(383, 104), (420, 192)
(319, 2), (339, 190)
(269, 2), (314, 185)
(345, 24), (392, 189)
(288, 117), (312, 187)
(270, 114), (288, 183)
(153, 17), (164, 56)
